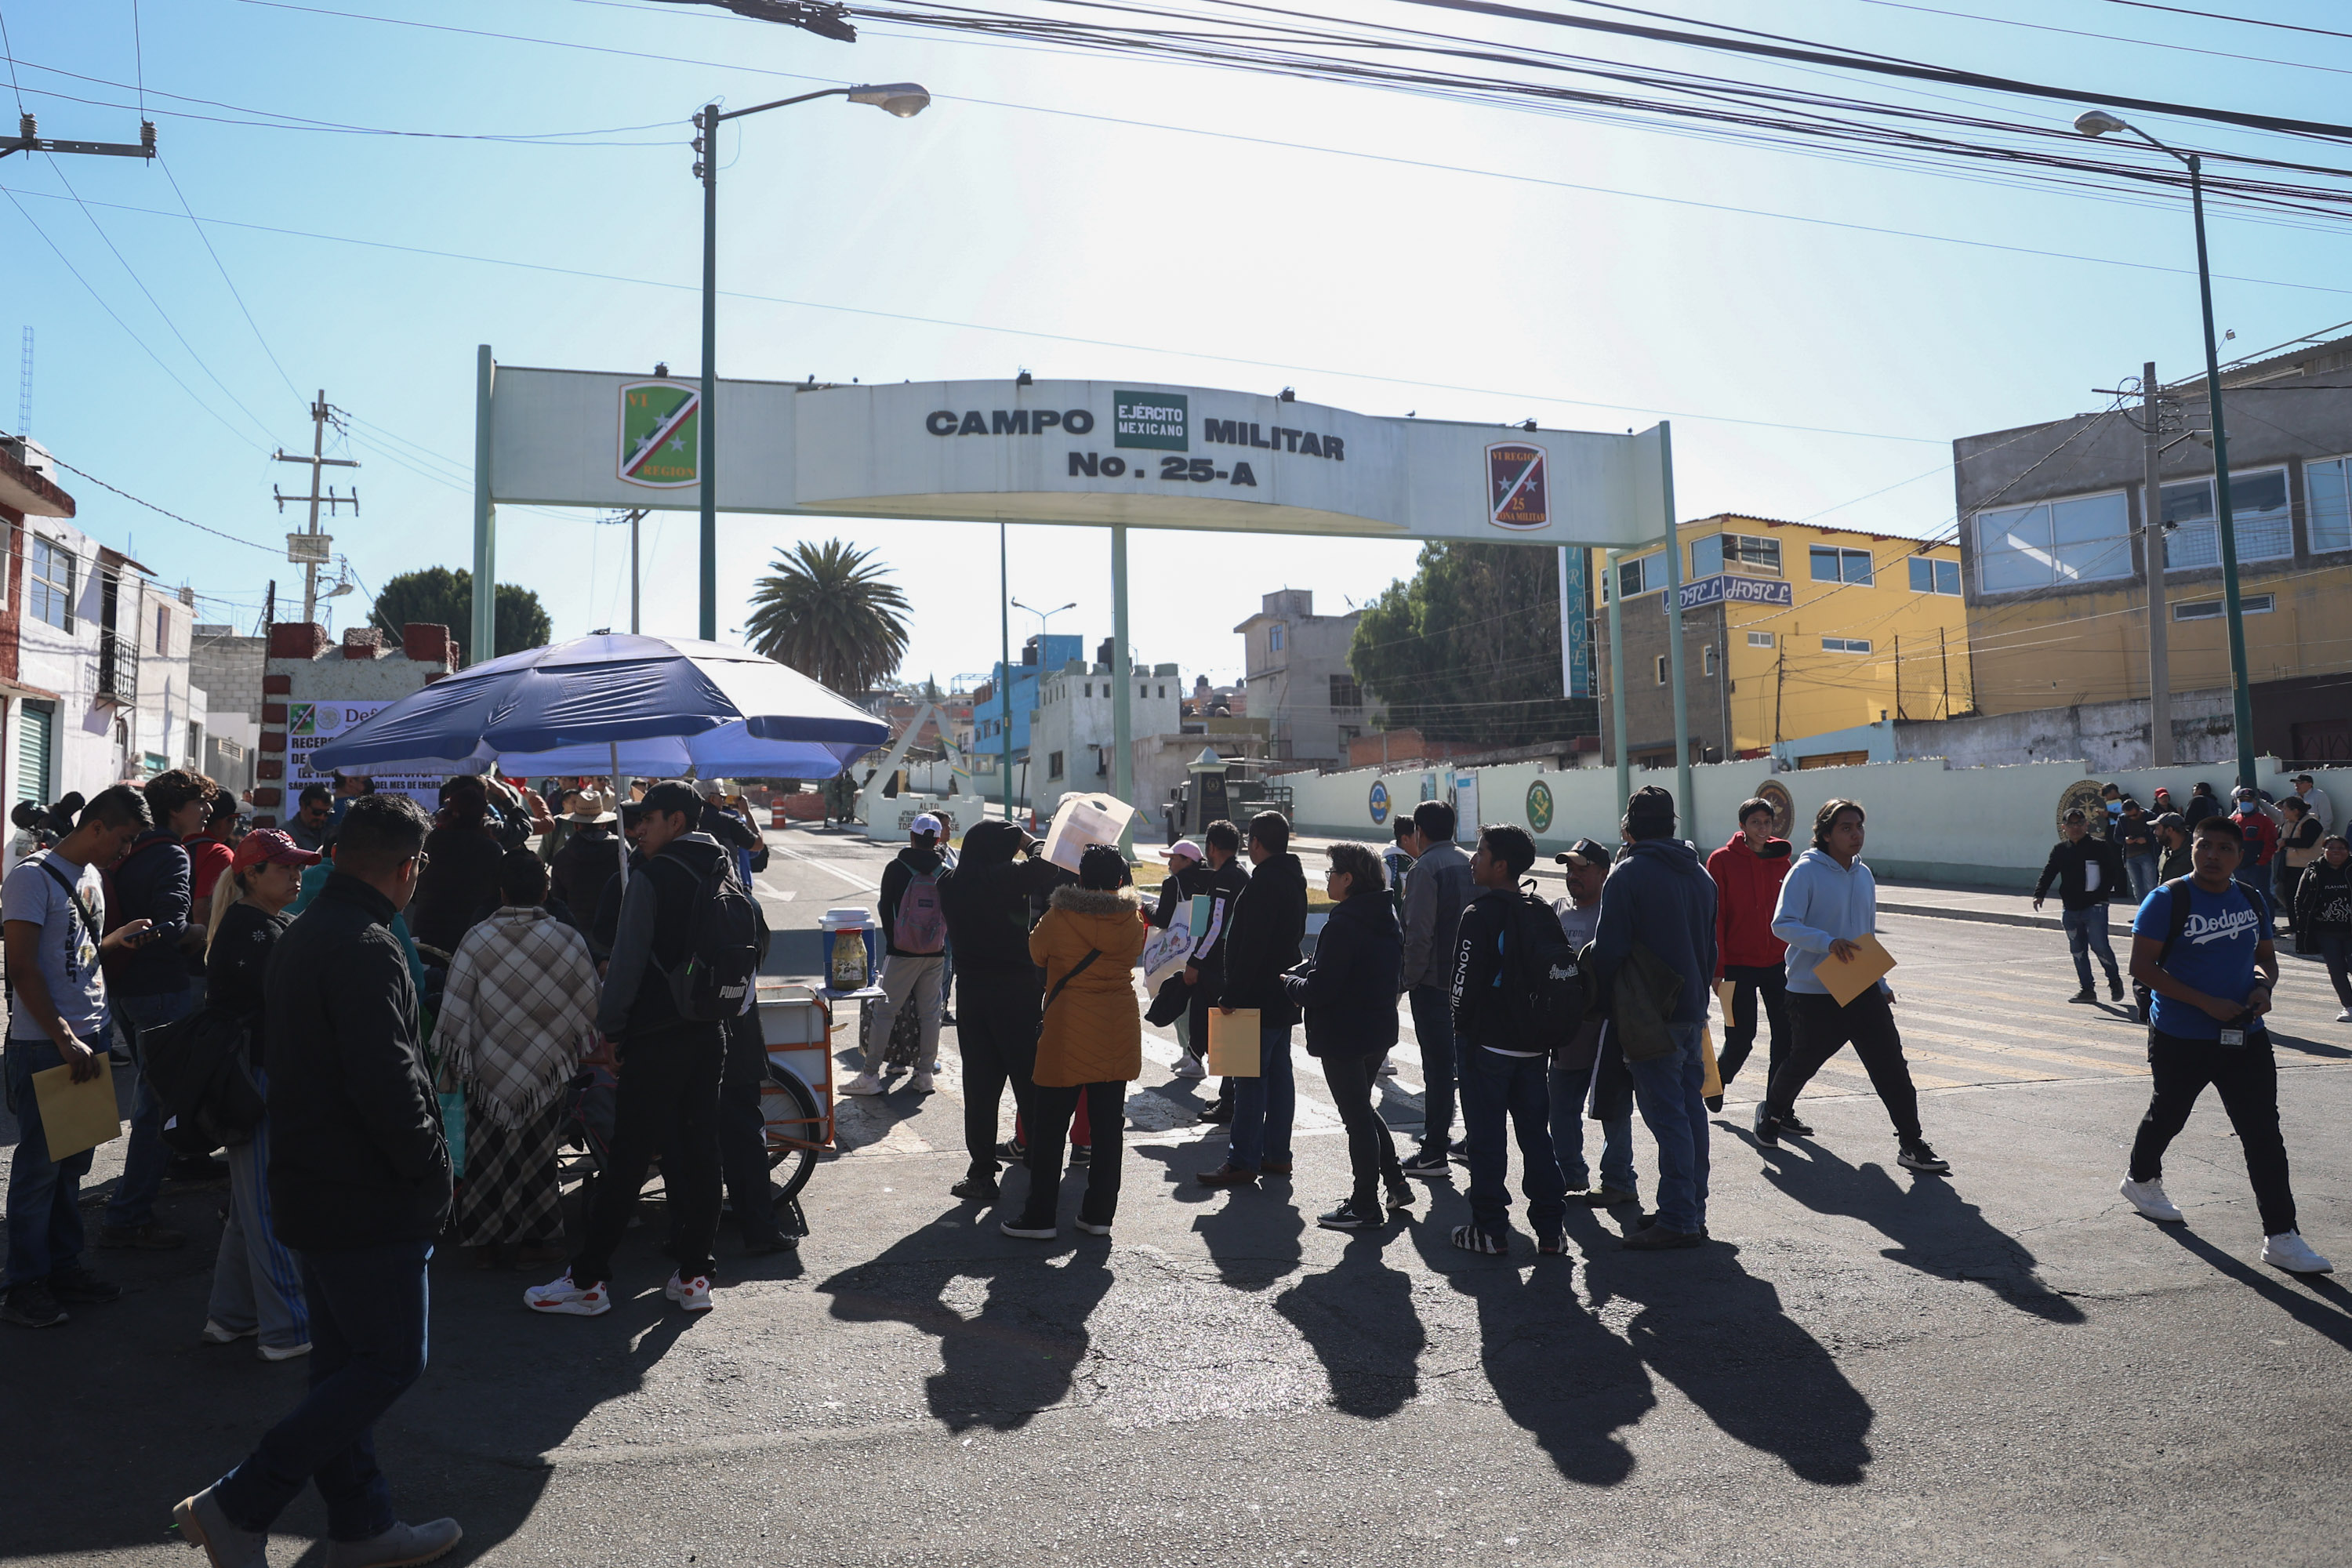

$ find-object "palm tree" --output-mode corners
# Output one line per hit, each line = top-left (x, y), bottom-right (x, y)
(743, 539), (912, 696)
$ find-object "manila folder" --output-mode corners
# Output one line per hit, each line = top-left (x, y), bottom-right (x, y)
(1207, 1007), (1262, 1077)
(31, 1060), (124, 1161)
(1817, 934), (1896, 1007)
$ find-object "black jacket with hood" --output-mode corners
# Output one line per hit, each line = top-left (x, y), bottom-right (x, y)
(107, 827), (195, 997)
(2034, 834), (2128, 913)
(939, 820), (1066, 989)
(1282, 888), (1401, 1058)
(596, 831), (735, 1043)
(263, 871), (450, 1250)
(2295, 856), (2352, 937)
(1217, 851), (1309, 1026)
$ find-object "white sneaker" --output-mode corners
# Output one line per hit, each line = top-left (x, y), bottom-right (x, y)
(1173, 1052), (1207, 1080)
(257, 1340), (312, 1362)
(1074, 1218), (1112, 1236)
(664, 1272), (714, 1312)
(2261, 1231), (2335, 1275)
(909, 1069), (937, 1094)
(524, 1271), (612, 1316)
(840, 1071), (885, 1096)
(2337, 1009), (2352, 1023)
(201, 1319), (256, 1345)
(2120, 1176), (2183, 1224)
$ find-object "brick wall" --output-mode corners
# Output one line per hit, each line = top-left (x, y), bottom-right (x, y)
(253, 622), (459, 822)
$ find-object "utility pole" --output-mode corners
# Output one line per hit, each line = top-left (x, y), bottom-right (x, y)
(272, 390), (357, 624)
(624, 507), (647, 633)
(2142, 361), (2174, 765)
(1939, 626), (1951, 719)
(1894, 634), (1904, 721)
(2, 112), (155, 164)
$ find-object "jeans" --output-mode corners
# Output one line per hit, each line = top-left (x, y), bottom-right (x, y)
(107, 989), (193, 1229)
(1715, 964), (1788, 1091)
(1550, 1054), (1635, 1196)
(213, 1238), (430, 1541)
(572, 1024), (724, 1287)
(958, 976), (1040, 1181)
(2319, 933), (2352, 1014)
(1626, 1022), (1710, 1234)
(1406, 985), (1455, 1152)
(869, 953), (946, 1070)
(206, 1079), (311, 1350)
(1769, 989), (1925, 1143)
(1018, 1080), (1125, 1229)
(4, 1035), (100, 1286)
(2274, 864), (2305, 933)
(1319, 1051), (1404, 1209)
(2125, 853), (2159, 903)
(1227, 1020), (1295, 1171)
(2129, 1028), (2296, 1236)
(2062, 906), (2121, 993)
(1457, 1037), (1566, 1240)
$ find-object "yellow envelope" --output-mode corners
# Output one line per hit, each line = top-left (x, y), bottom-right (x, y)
(1206, 1007), (1262, 1077)
(1715, 980), (1736, 1018)
(1700, 1024), (1722, 1102)
(1818, 934), (1897, 1007)
(32, 1061), (123, 1161)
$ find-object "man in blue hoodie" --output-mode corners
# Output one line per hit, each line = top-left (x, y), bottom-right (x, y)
(1753, 798), (1949, 1174)
(1591, 786), (1719, 1250)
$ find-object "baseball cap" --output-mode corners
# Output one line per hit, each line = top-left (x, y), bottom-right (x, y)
(641, 780), (702, 818)
(233, 827), (321, 871)
(910, 812), (943, 837)
(1555, 837), (1613, 869)
(1161, 840), (1204, 866)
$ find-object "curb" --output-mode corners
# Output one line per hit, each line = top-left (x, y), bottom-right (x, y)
(1878, 900), (2131, 935)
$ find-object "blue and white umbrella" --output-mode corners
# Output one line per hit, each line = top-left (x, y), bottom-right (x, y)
(310, 633), (888, 778)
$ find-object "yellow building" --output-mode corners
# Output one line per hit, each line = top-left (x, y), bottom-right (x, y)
(1591, 514), (1973, 765)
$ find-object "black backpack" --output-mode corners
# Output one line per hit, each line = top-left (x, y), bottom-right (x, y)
(1502, 889), (1587, 1051)
(659, 855), (768, 1022)
(138, 1007), (267, 1154)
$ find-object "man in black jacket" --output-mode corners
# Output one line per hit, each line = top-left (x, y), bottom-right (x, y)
(532, 782), (734, 1319)
(939, 819), (1069, 1201)
(1199, 812), (1308, 1187)
(176, 793), (461, 1568)
(2034, 808), (2127, 1004)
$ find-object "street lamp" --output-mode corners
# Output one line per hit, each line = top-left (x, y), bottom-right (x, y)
(694, 82), (931, 641)
(2074, 107), (2257, 787)
(1011, 598), (1078, 647)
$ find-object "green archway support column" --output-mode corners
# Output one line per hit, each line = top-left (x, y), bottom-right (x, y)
(470, 344), (496, 666)
(1112, 522), (1134, 855)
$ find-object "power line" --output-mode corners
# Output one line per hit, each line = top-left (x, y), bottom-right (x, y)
(1848, 0), (2352, 81)
(42, 453), (280, 552)
(2093, 0), (2352, 45)
(157, 156), (304, 404)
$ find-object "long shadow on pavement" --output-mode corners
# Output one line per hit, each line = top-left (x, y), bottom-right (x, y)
(1272, 1228), (1427, 1418)
(818, 1193), (1116, 1434)
(2159, 1226), (2352, 1352)
(1744, 1129), (2089, 1323)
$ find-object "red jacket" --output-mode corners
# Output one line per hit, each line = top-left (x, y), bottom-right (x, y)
(1706, 833), (1792, 975)
(2235, 808), (2279, 868)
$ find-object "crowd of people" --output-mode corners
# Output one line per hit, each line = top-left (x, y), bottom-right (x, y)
(0, 757), (2337, 1564)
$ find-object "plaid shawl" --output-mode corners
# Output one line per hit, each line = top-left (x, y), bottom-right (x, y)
(434, 906), (602, 1130)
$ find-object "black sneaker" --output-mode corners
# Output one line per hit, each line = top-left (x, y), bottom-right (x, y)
(1198, 1100), (1233, 1126)
(1399, 1149), (1452, 1178)
(1780, 1110), (1814, 1137)
(1385, 1179), (1416, 1210)
(1751, 1102), (1780, 1147)
(950, 1176), (1000, 1203)
(2107, 977), (2125, 1002)
(995, 1138), (1027, 1161)
(2067, 989), (2097, 1004)
(1316, 1200), (1378, 1231)
(46, 1265), (120, 1304)
(0, 1281), (67, 1328)
(96, 1221), (186, 1250)
(1069, 1144), (1092, 1167)
(1897, 1139), (1951, 1174)
(1621, 1222), (1705, 1250)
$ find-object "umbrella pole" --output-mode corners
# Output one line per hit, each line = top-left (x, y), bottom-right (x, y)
(612, 741), (630, 898)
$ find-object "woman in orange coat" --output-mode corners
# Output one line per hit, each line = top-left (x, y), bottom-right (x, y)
(1001, 844), (1149, 1240)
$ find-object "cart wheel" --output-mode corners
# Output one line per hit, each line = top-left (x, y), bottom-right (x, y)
(758, 1063), (822, 1203)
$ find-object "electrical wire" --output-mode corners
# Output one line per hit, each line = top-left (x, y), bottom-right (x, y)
(157, 157), (306, 405)
(1846, 0), (2352, 81)
(42, 454), (281, 553)
(2094, 0), (2352, 45)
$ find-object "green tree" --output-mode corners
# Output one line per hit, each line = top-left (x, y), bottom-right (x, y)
(1348, 542), (1595, 747)
(743, 539), (912, 696)
(369, 567), (552, 666)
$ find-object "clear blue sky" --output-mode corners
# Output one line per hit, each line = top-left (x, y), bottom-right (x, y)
(6, 0), (2348, 690)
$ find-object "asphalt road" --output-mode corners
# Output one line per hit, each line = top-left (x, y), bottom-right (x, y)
(7, 826), (2350, 1566)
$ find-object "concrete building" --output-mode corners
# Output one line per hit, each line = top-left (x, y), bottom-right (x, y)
(1233, 590), (1374, 766)
(965, 633), (1083, 797)
(129, 580), (205, 780)
(1027, 657), (1181, 821)
(1769, 687), (2240, 772)
(255, 622), (459, 826)
(193, 623), (267, 794)
(1592, 514), (1973, 768)
(1953, 328), (2352, 764)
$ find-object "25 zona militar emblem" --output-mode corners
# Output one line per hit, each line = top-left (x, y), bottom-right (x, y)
(1486, 442), (1548, 530)
(619, 380), (700, 488)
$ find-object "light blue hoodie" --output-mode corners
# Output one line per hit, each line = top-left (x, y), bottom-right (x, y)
(1771, 847), (1884, 997)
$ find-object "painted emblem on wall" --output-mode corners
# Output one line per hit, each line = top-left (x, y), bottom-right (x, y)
(619, 380), (701, 488)
(1369, 779), (1391, 826)
(1755, 779), (1794, 838)
(1525, 779), (1555, 834)
(1486, 442), (1548, 531)
(2057, 778), (2111, 840)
